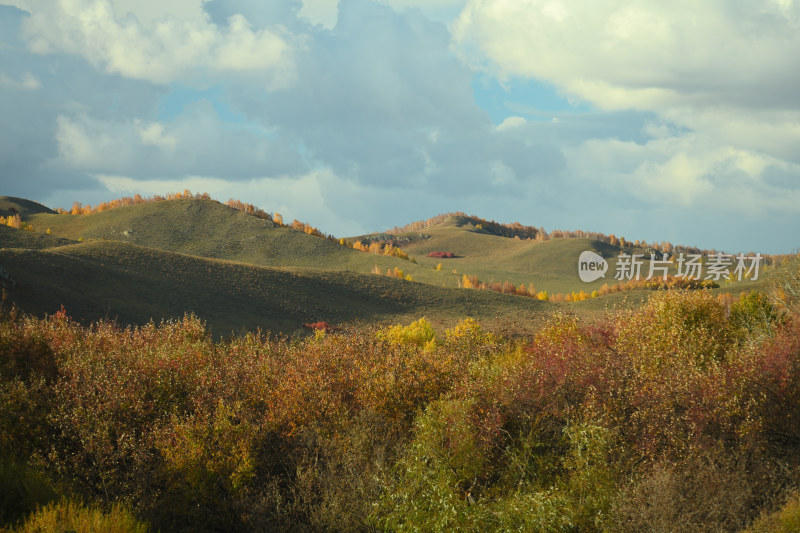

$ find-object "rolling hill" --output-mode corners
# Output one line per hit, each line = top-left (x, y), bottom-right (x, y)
(0, 196), (56, 218)
(0, 195), (777, 334)
(367, 213), (771, 297)
(26, 198), (446, 282)
(0, 238), (551, 336)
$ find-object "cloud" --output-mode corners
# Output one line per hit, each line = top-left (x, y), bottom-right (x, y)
(112, 0), (210, 26)
(453, 0), (800, 112)
(452, 0), (800, 162)
(565, 132), (800, 214)
(294, 0), (469, 28)
(54, 101), (308, 179)
(17, 0), (300, 87)
(495, 115), (525, 131)
(297, 0), (339, 28)
(224, 0), (565, 194)
(1, 1), (797, 254)
(451, 0), (800, 252)
(0, 70), (41, 90)
(0, 4), (164, 197)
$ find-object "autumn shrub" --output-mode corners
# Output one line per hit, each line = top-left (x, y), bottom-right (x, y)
(615, 289), (734, 366)
(151, 400), (260, 531)
(42, 314), (226, 505)
(772, 254), (800, 317)
(612, 449), (784, 533)
(0, 377), (54, 467)
(0, 315), (58, 383)
(745, 490), (800, 533)
(444, 317), (498, 356)
(731, 290), (784, 342)
(604, 292), (762, 462)
(467, 313), (615, 439)
(287, 411), (398, 531)
(427, 251), (454, 258)
(373, 402), (615, 532)
(376, 316), (436, 348)
(733, 318), (800, 461)
(2, 292), (800, 530)
(11, 499), (148, 533)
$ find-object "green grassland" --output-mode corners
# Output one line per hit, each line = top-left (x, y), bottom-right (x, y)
(0, 195), (778, 334)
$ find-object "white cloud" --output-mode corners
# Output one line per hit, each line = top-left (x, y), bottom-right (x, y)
(56, 115), (135, 170)
(18, 0), (300, 87)
(453, 0), (800, 231)
(135, 120), (177, 151)
(385, 0), (467, 13)
(488, 159), (516, 185)
(96, 173), (232, 196)
(566, 132), (800, 213)
(663, 107), (800, 164)
(495, 115), (525, 131)
(453, 1), (800, 116)
(298, 0), (339, 28)
(0, 70), (41, 89)
(112, 0), (209, 26)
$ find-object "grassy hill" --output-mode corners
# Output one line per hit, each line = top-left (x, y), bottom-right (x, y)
(0, 239), (553, 336)
(377, 213), (771, 297)
(0, 196), (56, 218)
(0, 197), (776, 333)
(26, 199), (450, 283)
(26, 200), (771, 297)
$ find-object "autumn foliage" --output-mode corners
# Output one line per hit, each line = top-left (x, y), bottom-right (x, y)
(2, 289), (800, 531)
(0, 213), (34, 231)
(350, 239), (409, 260)
(303, 321), (339, 333)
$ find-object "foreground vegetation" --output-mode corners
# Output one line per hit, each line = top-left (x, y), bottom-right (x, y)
(2, 278), (800, 532)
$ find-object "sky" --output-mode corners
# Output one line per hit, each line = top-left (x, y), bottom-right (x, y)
(0, 0), (798, 254)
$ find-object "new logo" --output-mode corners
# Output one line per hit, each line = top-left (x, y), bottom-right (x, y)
(578, 251), (608, 282)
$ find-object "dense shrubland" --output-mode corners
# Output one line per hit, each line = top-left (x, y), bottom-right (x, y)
(2, 284), (800, 531)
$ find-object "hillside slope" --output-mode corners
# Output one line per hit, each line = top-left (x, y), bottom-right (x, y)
(0, 239), (551, 336)
(0, 196), (56, 218)
(27, 199), (446, 282)
(0, 224), (75, 249)
(11, 199), (771, 327)
(375, 214), (770, 296)
(374, 215), (622, 294)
